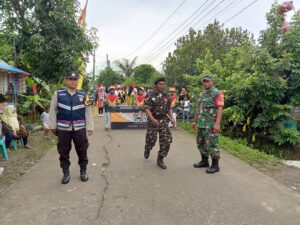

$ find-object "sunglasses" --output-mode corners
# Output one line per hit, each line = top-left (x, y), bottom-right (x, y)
(67, 78), (78, 81)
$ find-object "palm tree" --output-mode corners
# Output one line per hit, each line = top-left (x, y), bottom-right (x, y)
(114, 57), (137, 77)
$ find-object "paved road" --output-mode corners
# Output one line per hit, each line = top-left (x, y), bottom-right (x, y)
(0, 118), (300, 225)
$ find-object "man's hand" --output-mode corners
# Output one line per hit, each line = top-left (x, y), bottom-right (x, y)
(192, 122), (197, 130)
(51, 129), (58, 136)
(151, 118), (159, 127)
(87, 130), (93, 136)
(213, 124), (221, 133)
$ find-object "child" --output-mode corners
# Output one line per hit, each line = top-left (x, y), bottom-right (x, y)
(41, 106), (50, 139)
(183, 96), (190, 122)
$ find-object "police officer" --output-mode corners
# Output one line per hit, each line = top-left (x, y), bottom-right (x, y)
(144, 77), (175, 169)
(192, 75), (224, 174)
(49, 72), (94, 184)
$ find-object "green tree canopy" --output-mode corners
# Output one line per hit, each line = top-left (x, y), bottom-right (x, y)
(97, 67), (125, 87)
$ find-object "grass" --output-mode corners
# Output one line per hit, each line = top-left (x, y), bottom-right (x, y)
(178, 121), (282, 166)
(0, 130), (56, 194)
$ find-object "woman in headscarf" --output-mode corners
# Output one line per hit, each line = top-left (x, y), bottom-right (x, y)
(1, 105), (31, 150)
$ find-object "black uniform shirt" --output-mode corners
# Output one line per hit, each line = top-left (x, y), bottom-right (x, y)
(145, 90), (171, 119)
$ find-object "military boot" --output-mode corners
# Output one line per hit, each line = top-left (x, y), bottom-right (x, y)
(144, 148), (150, 159)
(80, 169), (89, 182)
(157, 156), (167, 169)
(206, 158), (220, 174)
(61, 169), (70, 184)
(193, 154), (209, 168)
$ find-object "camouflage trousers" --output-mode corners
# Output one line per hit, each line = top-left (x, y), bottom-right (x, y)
(145, 119), (172, 158)
(197, 128), (220, 159)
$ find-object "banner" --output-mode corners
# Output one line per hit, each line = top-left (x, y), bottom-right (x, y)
(110, 106), (147, 129)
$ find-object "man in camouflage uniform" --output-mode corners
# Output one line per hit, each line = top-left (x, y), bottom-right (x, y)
(144, 77), (175, 169)
(192, 76), (224, 174)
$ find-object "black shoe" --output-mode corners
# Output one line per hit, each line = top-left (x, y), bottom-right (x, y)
(80, 170), (89, 182)
(61, 171), (70, 184)
(193, 154), (209, 168)
(206, 158), (220, 174)
(157, 156), (167, 169)
(144, 148), (150, 159)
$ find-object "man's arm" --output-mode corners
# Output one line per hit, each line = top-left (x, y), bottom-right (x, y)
(49, 91), (58, 135)
(192, 99), (200, 130)
(85, 105), (94, 136)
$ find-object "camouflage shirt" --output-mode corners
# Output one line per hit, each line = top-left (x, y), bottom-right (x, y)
(198, 86), (224, 129)
(145, 90), (171, 120)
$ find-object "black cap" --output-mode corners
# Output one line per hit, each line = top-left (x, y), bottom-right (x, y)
(0, 94), (7, 103)
(66, 72), (79, 79)
(202, 75), (213, 82)
(154, 77), (166, 85)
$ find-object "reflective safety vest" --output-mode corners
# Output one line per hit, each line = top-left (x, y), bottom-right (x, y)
(57, 89), (86, 128)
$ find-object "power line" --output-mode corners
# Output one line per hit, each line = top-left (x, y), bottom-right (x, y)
(138, 0), (212, 63)
(125, 0), (187, 58)
(141, 0), (255, 64)
(224, 0), (259, 24)
(140, 0), (228, 64)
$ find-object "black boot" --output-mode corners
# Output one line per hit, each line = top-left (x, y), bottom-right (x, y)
(61, 169), (70, 184)
(80, 170), (89, 182)
(157, 156), (167, 169)
(144, 148), (150, 159)
(193, 154), (209, 168)
(206, 158), (220, 174)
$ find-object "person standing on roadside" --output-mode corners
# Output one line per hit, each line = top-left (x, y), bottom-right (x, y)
(49, 72), (94, 184)
(192, 75), (224, 174)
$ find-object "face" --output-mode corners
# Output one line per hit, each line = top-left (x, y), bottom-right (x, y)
(155, 81), (166, 92)
(66, 77), (79, 89)
(110, 89), (115, 95)
(0, 102), (7, 111)
(138, 90), (144, 96)
(169, 91), (176, 96)
(181, 88), (186, 94)
(202, 80), (214, 90)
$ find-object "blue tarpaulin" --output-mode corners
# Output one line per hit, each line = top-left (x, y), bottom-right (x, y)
(0, 60), (29, 75)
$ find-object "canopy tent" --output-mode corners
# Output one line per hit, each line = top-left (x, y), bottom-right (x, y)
(0, 60), (29, 75)
(0, 60), (30, 96)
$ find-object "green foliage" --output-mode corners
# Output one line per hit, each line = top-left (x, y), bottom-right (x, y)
(163, 21), (251, 88)
(163, 6), (300, 147)
(133, 64), (157, 85)
(97, 67), (125, 87)
(114, 57), (137, 78)
(273, 128), (299, 146)
(178, 121), (282, 165)
(0, 0), (98, 82)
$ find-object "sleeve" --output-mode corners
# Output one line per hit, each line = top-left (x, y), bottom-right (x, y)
(214, 91), (224, 107)
(49, 91), (58, 129)
(85, 106), (94, 131)
(144, 94), (152, 110)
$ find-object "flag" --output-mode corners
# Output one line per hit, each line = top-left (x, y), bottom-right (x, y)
(279, 1), (294, 15)
(77, 0), (88, 89)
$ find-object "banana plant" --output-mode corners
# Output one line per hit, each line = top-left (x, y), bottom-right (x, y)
(19, 94), (50, 123)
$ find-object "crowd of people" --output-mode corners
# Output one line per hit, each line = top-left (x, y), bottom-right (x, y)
(94, 84), (191, 129)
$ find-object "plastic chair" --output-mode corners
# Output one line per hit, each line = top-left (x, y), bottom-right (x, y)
(12, 139), (17, 150)
(0, 135), (8, 160)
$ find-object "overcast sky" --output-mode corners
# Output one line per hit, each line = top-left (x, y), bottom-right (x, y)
(79, 0), (299, 73)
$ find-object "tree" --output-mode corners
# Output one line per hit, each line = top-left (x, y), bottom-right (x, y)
(114, 57), (137, 77)
(163, 21), (251, 88)
(97, 67), (124, 87)
(0, 0), (97, 82)
(133, 64), (157, 84)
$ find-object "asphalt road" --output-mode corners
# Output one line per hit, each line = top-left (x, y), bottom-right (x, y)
(0, 118), (300, 225)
